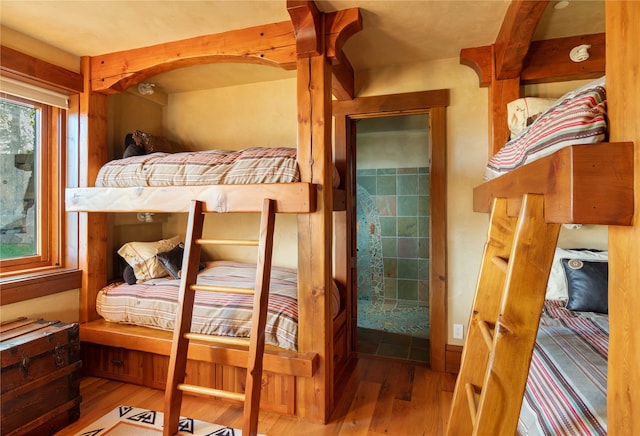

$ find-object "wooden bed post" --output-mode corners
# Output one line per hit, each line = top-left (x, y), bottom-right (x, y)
(290, 0), (334, 424)
(606, 2), (640, 433)
(76, 56), (108, 323)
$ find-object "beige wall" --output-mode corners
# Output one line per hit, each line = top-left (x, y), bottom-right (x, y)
(0, 25), (79, 72)
(160, 79), (300, 268)
(0, 290), (80, 324)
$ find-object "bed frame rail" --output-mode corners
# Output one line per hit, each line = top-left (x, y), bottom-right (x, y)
(66, 183), (315, 214)
(473, 142), (634, 225)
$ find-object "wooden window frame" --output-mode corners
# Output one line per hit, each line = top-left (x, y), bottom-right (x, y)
(0, 48), (83, 305)
(0, 94), (54, 272)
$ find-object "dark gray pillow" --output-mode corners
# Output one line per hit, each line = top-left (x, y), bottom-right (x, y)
(123, 143), (146, 158)
(157, 243), (185, 279)
(123, 264), (137, 285)
(562, 259), (608, 313)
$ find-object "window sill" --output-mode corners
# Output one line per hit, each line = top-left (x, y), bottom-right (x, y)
(0, 268), (82, 306)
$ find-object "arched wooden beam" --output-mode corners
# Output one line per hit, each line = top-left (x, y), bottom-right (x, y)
(90, 21), (297, 94)
(494, 0), (548, 80)
(90, 7), (362, 97)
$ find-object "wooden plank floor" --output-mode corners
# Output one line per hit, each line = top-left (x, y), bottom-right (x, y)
(55, 356), (456, 435)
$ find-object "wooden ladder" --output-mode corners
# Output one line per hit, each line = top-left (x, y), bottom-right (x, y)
(163, 198), (276, 436)
(446, 194), (561, 435)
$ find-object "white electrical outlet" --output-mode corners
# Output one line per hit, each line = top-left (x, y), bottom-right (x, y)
(453, 323), (464, 340)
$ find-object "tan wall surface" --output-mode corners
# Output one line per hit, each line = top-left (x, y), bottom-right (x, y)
(0, 290), (80, 324)
(160, 78), (299, 268)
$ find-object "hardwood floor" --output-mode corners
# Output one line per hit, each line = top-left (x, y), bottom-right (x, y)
(55, 356), (456, 435)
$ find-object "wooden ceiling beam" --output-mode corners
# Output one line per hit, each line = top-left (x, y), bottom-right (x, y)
(494, 0), (548, 80)
(521, 33), (605, 84)
(89, 3), (361, 99)
(90, 21), (298, 94)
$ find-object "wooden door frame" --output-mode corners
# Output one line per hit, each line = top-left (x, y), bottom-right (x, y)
(333, 89), (449, 371)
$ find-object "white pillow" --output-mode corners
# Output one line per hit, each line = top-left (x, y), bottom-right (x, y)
(507, 97), (557, 138)
(118, 235), (181, 282)
(546, 248), (608, 300)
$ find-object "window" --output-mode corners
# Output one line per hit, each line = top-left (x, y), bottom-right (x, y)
(0, 90), (63, 275)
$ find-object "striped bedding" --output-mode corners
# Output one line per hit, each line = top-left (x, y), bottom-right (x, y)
(486, 77), (607, 180)
(518, 300), (608, 435)
(97, 260), (340, 351)
(96, 147), (300, 187)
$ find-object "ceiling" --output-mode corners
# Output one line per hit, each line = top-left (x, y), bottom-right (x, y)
(0, 1), (605, 94)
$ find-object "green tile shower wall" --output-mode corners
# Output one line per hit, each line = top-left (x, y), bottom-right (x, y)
(357, 167), (430, 305)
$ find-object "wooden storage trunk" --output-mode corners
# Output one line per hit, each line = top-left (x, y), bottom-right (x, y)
(1, 318), (82, 436)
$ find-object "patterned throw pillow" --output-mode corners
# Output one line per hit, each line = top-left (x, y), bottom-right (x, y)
(117, 235), (181, 282)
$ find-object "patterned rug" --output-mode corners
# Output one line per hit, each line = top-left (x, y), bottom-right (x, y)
(74, 405), (258, 435)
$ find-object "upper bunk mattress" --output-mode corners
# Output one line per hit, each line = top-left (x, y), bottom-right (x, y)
(96, 147), (300, 187)
(486, 77), (606, 180)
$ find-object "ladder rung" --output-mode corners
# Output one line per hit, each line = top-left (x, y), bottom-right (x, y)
(496, 319), (512, 335)
(477, 319), (494, 349)
(491, 255), (508, 273)
(196, 238), (259, 246)
(178, 383), (245, 402)
(191, 284), (255, 295)
(185, 332), (251, 347)
(465, 383), (479, 428)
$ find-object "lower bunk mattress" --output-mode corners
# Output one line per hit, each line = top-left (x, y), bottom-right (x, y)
(97, 260), (340, 352)
(518, 300), (608, 435)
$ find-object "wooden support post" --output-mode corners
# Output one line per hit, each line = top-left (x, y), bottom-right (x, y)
(76, 56), (108, 323)
(606, 2), (640, 434)
(489, 46), (520, 158)
(295, 52), (334, 424)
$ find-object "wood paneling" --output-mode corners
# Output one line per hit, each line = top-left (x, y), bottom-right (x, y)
(606, 2), (640, 434)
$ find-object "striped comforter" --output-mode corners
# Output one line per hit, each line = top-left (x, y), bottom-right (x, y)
(96, 147), (300, 187)
(98, 261), (303, 351)
(518, 300), (608, 435)
(486, 77), (607, 180)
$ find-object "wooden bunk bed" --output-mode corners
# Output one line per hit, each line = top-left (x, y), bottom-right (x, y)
(448, 1), (636, 432)
(448, 89), (634, 434)
(448, 137), (633, 433)
(65, 1), (361, 423)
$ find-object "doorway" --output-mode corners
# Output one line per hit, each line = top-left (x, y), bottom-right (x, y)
(333, 89), (449, 370)
(355, 114), (431, 363)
